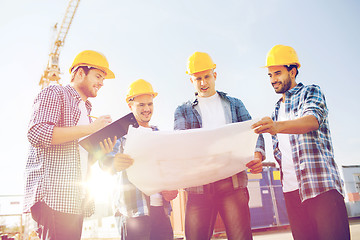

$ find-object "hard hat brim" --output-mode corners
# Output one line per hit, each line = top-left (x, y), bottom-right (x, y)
(70, 64), (115, 79)
(186, 65), (216, 75)
(261, 63), (301, 69)
(126, 92), (158, 103)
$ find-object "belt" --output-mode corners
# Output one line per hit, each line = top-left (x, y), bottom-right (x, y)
(203, 173), (240, 194)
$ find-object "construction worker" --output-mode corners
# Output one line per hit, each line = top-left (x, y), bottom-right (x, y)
(99, 79), (178, 240)
(174, 52), (265, 240)
(252, 45), (350, 240)
(24, 50), (115, 239)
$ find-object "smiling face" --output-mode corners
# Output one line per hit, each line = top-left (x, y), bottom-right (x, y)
(190, 69), (217, 98)
(73, 68), (106, 100)
(267, 65), (297, 96)
(128, 94), (154, 127)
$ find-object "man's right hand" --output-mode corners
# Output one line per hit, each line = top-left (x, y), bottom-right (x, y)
(90, 115), (112, 133)
(51, 115), (112, 145)
(113, 153), (134, 171)
(252, 117), (278, 135)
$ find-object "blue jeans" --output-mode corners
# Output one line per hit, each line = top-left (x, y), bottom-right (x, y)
(185, 177), (252, 240)
(115, 206), (173, 240)
(30, 202), (83, 240)
(284, 189), (350, 240)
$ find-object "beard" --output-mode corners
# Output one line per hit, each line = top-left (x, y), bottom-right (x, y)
(78, 76), (97, 98)
(273, 74), (292, 94)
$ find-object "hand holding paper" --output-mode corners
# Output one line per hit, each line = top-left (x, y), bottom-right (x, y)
(161, 190), (179, 201)
(124, 119), (259, 195)
(113, 153), (134, 172)
(246, 151), (263, 174)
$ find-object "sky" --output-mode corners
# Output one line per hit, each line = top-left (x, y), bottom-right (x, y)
(0, 0), (359, 201)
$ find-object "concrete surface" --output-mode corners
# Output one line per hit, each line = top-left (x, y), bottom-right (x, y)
(211, 217), (360, 240)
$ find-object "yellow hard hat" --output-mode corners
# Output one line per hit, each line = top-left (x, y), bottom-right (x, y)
(264, 45), (301, 69)
(126, 79), (158, 103)
(69, 50), (115, 79)
(186, 52), (216, 75)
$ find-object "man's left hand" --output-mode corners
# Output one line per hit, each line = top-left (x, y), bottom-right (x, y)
(246, 152), (263, 174)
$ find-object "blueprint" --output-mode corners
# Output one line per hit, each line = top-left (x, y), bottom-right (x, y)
(124, 120), (259, 195)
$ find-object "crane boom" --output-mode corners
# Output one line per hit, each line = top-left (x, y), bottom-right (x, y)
(39, 0), (81, 89)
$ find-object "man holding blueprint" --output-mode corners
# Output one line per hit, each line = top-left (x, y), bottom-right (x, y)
(99, 79), (177, 240)
(174, 52), (265, 240)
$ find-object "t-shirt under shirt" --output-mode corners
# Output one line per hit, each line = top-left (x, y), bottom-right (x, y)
(78, 100), (90, 182)
(277, 101), (299, 193)
(197, 93), (226, 128)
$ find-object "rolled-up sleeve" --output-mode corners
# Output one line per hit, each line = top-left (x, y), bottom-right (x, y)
(27, 88), (61, 148)
(302, 85), (327, 126)
(255, 134), (266, 159)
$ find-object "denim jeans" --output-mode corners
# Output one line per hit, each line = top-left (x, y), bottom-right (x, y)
(284, 189), (350, 240)
(185, 177), (252, 240)
(30, 202), (84, 240)
(115, 206), (173, 240)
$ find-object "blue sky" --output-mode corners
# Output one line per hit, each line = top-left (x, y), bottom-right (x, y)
(0, 0), (359, 197)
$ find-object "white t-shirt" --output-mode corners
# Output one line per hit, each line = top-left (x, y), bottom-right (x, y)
(150, 192), (163, 206)
(197, 93), (226, 128)
(277, 101), (299, 192)
(78, 100), (90, 182)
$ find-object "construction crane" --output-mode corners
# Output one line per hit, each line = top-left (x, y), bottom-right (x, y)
(39, 0), (81, 89)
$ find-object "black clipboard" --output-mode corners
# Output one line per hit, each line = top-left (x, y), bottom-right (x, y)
(79, 113), (139, 153)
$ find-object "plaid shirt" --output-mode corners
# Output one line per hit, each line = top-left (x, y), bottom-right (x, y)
(174, 91), (265, 194)
(271, 83), (343, 202)
(24, 85), (95, 217)
(99, 126), (171, 218)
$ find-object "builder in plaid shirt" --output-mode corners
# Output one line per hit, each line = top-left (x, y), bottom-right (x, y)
(174, 52), (265, 240)
(99, 79), (178, 240)
(253, 45), (350, 240)
(24, 50), (115, 240)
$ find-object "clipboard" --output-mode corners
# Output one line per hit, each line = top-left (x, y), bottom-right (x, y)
(79, 113), (139, 153)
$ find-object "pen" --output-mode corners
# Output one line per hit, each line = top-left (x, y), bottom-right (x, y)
(87, 115), (98, 119)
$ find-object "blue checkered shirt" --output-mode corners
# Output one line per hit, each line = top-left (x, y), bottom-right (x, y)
(99, 126), (171, 217)
(271, 83), (344, 202)
(174, 91), (265, 194)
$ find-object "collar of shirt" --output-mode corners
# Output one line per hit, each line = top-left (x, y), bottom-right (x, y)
(65, 84), (93, 112)
(277, 82), (305, 105)
(192, 91), (228, 106)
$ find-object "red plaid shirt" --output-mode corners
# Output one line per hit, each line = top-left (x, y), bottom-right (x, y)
(24, 85), (94, 217)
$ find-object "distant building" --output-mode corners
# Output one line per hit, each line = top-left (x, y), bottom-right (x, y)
(342, 165), (360, 218)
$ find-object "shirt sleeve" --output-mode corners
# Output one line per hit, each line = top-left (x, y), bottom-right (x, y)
(255, 134), (266, 160)
(27, 87), (62, 148)
(301, 85), (328, 126)
(235, 99), (252, 121)
(174, 105), (187, 130)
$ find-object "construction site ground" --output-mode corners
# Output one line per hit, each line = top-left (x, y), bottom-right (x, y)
(81, 217), (360, 240)
(209, 217), (360, 240)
